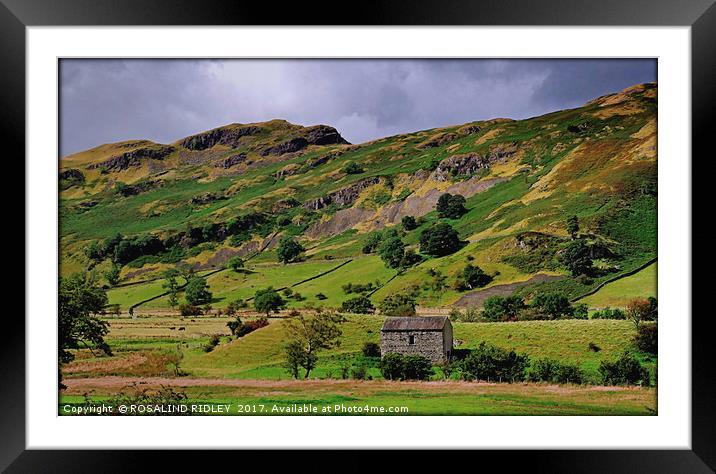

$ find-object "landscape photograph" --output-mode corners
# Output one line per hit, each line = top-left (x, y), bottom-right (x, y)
(58, 59), (658, 416)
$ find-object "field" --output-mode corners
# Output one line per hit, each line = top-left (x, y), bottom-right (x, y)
(60, 315), (656, 415)
(581, 262), (657, 308)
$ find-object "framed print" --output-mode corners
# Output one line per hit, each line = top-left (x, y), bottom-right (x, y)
(6, 0), (715, 470)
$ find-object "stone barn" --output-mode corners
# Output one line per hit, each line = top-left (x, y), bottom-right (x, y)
(380, 316), (453, 363)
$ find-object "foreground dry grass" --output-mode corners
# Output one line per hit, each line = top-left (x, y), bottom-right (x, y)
(62, 377), (656, 416)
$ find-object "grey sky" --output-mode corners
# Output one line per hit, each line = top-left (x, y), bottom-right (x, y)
(60, 59), (655, 157)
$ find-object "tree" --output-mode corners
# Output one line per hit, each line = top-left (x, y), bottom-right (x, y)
(342, 162), (364, 175)
(561, 239), (592, 276)
(362, 232), (382, 254)
(379, 353), (406, 380)
(462, 264), (492, 289)
(185, 277), (212, 306)
(226, 256), (245, 272)
(599, 352), (649, 385)
(481, 295), (526, 322)
(531, 292), (574, 319)
(162, 269), (180, 308)
(253, 287), (286, 317)
(175, 262), (195, 284)
(625, 298), (654, 329)
(633, 323), (657, 355)
(282, 311), (346, 379)
(566, 215), (579, 239)
(59, 273), (112, 389)
(419, 223), (461, 257)
(104, 264), (121, 286)
(378, 294), (416, 316)
(436, 193), (467, 219)
(340, 296), (375, 314)
(277, 237), (305, 264)
(401, 215), (418, 230)
(226, 316), (244, 336)
(378, 237), (405, 269)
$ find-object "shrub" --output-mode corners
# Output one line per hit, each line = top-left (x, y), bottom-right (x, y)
(526, 358), (584, 384)
(588, 342), (601, 352)
(462, 264), (492, 289)
(315, 293), (327, 300)
(419, 222), (461, 257)
(226, 256), (245, 272)
(178, 304), (202, 317)
(599, 352), (650, 385)
(633, 323), (657, 355)
(236, 317), (269, 337)
(226, 316), (243, 336)
(202, 334), (221, 353)
(362, 341), (381, 358)
(459, 342), (528, 382)
(342, 162), (364, 174)
(379, 353), (405, 380)
(573, 303), (589, 319)
(591, 307), (625, 320)
(401, 215), (418, 230)
(351, 365), (368, 380)
(402, 355), (433, 380)
(481, 295), (526, 322)
(449, 307), (482, 322)
(379, 353), (432, 380)
(378, 294), (416, 317)
(341, 296), (375, 314)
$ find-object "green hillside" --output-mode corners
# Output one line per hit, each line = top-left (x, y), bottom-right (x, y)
(60, 83), (657, 311)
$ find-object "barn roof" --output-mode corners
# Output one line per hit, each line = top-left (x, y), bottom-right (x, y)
(381, 316), (449, 332)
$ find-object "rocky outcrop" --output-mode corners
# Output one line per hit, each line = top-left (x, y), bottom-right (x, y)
(302, 176), (381, 210)
(179, 126), (260, 150)
(261, 137), (309, 156)
(117, 180), (163, 197)
(215, 152), (247, 169)
(275, 164), (302, 179)
(87, 145), (174, 172)
(59, 168), (85, 189)
(417, 132), (458, 149)
(431, 142), (518, 181)
(307, 149), (345, 168)
(304, 125), (349, 145)
(305, 208), (374, 239)
(458, 124), (482, 135)
(190, 192), (225, 205)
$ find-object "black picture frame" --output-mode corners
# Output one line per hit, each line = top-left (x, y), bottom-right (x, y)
(4, 0), (713, 471)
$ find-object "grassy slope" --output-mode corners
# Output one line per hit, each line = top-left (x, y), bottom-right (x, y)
(581, 262), (657, 308)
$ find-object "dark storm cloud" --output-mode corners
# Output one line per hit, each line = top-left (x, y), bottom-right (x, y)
(59, 58), (655, 157)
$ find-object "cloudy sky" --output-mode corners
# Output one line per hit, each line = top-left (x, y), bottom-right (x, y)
(60, 59), (655, 157)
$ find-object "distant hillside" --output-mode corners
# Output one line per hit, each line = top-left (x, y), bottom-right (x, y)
(60, 83), (657, 309)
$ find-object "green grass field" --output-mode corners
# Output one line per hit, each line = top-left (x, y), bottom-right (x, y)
(581, 262), (657, 308)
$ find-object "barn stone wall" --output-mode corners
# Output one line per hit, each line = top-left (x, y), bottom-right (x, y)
(380, 330), (447, 363)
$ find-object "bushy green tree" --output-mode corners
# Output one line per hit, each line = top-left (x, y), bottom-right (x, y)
(185, 277), (212, 306)
(462, 264), (492, 289)
(561, 239), (592, 276)
(566, 215), (579, 239)
(342, 162), (364, 174)
(254, 287), (286, 317)
(282, 311), (346, 379)
(378, 237), (406, 269)
(340, 296), (375, 314)
(633, 323), (657, 355)
(419, 222), (461, 257)
(379, 353), (405, 380)
(436, 193), (467, 219)
(401, 215), (418, 230)
(59, 273), (111, 389)
(531, 292), (574, 319)
(226, 256), (245, 272)
(378, 294), (417, 317)
(459, 342), (528, 382)
(481, 295), (526, 322)
(277, 237), (305, 264)
(526, 358), (584, 384)
(599, 352), (650, 385)
(104, 264), (121, 286)
(162, 269), (180, 308)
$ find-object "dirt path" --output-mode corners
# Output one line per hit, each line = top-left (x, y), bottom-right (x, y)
(454, 273), (563, 308)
